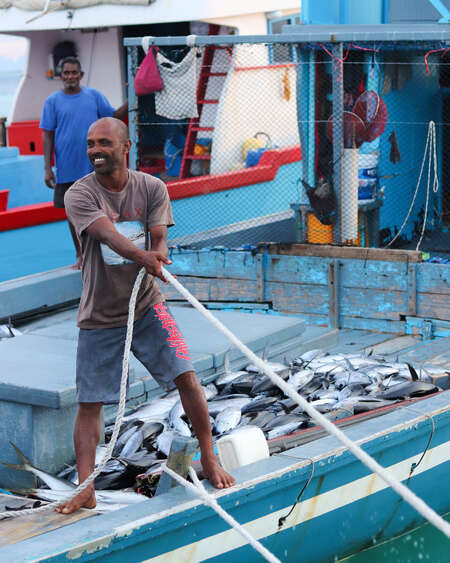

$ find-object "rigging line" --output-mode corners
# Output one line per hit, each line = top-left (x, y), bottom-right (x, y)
(277, 458), (315, 529)
(163, 465), (281, 563)
(416, 121), (439, 251)
(160, 266), (450, 539)
(384, 121), (438, 249)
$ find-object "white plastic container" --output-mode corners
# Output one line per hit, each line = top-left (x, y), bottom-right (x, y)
(216, 426), (269, 472)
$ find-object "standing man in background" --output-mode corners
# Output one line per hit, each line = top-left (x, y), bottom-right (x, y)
(40, 56), (128, 269)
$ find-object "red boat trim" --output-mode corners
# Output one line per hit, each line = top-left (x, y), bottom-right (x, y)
(166, 145), (302, 201)
(0, 146), (301, 231)
(0, 202), (66, 232)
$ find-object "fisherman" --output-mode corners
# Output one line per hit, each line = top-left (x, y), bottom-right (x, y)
(40, 57), (128, 269)
(59, 117), (235, 514)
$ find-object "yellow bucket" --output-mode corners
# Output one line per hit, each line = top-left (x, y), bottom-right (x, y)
(307, 213), (334, 244)
(242, 137), (264, 161)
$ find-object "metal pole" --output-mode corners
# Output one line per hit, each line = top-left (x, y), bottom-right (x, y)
(332, 42), (344, 244)
(127, 46), (139, 171)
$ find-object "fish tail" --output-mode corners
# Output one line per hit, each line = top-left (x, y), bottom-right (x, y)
(1, 461), (30, 472)
(9, 442), (33, 467)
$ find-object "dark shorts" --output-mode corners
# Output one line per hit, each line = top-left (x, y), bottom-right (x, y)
(76, 303), (194, 404)
(54, 182), (73, 208)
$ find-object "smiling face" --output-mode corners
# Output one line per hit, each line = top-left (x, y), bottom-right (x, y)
(61, 61), (83, 94)
(87, 119), (131, 177)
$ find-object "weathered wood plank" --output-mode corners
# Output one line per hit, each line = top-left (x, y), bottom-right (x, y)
(362, 335), (422, 356)
(160, 276), (259, 302)
(416, 263), (450, 295)
(396, 336), (450, 364)
(321, 330), (395, 354)
(0, 494), (94, 546)
(338, 316), (405, 334)
(266, 256), (410, 291)
(417, 293), (450, 321)
(265, 282), (406, 320)
(259, 243), (422, 262)
(169, 250), (258, 280)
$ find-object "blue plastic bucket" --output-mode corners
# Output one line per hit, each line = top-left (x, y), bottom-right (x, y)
(164, 134), (186, 177)
(245, 147), (266, 168)
(358, 152), (378, 199)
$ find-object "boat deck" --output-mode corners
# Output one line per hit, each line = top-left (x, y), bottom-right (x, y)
(0, 300), (449, 548)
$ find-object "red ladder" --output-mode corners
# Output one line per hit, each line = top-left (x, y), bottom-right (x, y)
(179, 45), (231, 179)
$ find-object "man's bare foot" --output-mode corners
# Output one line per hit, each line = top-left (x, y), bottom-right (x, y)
(55, 487), (96, 514)
(202, 458), (235, 489)
(71, 256), (82, 270)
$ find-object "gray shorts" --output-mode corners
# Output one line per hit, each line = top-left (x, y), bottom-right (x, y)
(76, 303), (194, 404)
(54, 182), (73, 208)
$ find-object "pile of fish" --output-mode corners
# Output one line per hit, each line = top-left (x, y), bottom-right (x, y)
(3, 349), (444, 510)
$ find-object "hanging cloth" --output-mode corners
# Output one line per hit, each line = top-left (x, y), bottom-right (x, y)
(155, 48), (199, 120)
(134, 46), (163, 96)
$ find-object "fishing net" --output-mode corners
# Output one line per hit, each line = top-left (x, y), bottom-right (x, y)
(126, 38), (450, 255)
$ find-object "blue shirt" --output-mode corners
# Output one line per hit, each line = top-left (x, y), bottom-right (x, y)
(40, 87), (115, 183)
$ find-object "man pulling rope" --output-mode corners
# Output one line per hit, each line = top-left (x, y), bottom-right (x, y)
(60, 117), (234, 514)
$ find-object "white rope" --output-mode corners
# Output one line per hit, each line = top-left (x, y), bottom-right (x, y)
(415, 121), (439, 251)
(385, 121), (439, 249)
(161, 266), (450, 539)
(0, 268), (146, 519)
(163, 465), (281, 563)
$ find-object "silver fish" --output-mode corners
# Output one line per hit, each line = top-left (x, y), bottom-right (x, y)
(203, 384), (218, 401)
(171, 417), (191, 437)
(113, 425), (139, 457)
(124, 396), (179, 422)
(169, 400), (185, 424)
(156, 430), (176, 456)
(215, 407), (241, 434)
(287, 369), (314, 390)
(3, 443), (74, 491)
(216, 351), (247, 387)
(267, 418), (307, 439)
(207, 397), (252, 416)
(120, 429), (143, 459)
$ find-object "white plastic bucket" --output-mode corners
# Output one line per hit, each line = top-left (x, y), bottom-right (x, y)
(216, 426), (269, 471)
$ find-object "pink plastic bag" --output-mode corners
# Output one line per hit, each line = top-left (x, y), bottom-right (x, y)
(134, 46), (163, 95)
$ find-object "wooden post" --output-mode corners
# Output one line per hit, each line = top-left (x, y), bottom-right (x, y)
(328, 260), (340, 329)
(407, 263), (417, 317)
(155, 436), (199, 495)
(256, 253), (267, 302)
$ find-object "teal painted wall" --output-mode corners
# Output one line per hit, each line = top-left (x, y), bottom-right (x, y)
(377, 55), (442, 240)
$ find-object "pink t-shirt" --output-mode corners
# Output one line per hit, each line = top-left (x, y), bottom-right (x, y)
(65, 170), (174, 329)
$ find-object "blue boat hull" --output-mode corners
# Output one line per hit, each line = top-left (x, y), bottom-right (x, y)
(2, 392), (449, 563)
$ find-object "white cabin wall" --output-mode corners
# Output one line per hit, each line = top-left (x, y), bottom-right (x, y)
(207, 7), (300, 34)
(10, 27), (124, 123)
(210, 45), (299, 175)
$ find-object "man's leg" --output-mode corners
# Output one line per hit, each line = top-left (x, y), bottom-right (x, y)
(175, 371), (235, 489)
(68, 220), (82, 270)
(56, 402), (102, 514)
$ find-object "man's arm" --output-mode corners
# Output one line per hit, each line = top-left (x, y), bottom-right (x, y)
(42, 130), (56, 189)
(113, 101), (128, 121)
(149, 224), (169, 256)
(86, 217), (171, 281)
